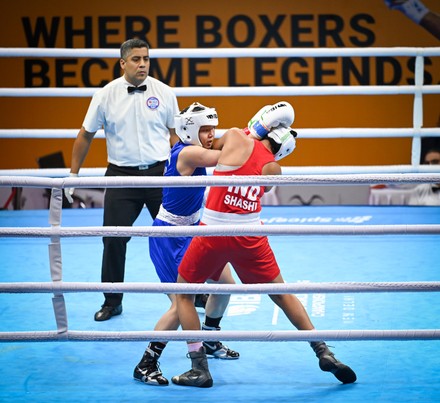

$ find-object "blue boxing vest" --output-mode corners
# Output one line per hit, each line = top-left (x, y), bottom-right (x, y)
(162, 142), (206, 216)
(149, 142), (206, 283)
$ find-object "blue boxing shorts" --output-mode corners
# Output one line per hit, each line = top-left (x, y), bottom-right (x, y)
(149, 218), (196, 283)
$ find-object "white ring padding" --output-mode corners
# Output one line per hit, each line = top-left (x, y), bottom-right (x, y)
(1, 127), (440, 139)
(1, 173), (440, 189)
(1, 281), (439, 294)
(1, 165), (440, 177)
(0, 329), (438, 343)
(52, 295), (68, 337)
(1, 46), (440, 58)
(2, 85), (440, 97)
(0, 224), (439, 238)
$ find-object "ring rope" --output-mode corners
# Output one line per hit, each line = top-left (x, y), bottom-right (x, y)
(1, 281), (439, 294)
(1, 173), (440, 189)
(1, 46), (440, 58)
(2, 127), (440, 139)
(2, 165), (440, 178)
(0, 329), (439, 343)
(1, 224), (439, 238)
(2, 85), (440, 98)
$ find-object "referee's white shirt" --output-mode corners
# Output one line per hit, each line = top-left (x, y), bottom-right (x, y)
(82, 75), (179, 167)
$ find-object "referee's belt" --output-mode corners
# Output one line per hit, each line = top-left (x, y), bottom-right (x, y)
(111, 161), (165, 170)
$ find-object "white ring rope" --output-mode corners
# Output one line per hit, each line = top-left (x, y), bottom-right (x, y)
(0, 329), (438, 343)
(2, 85), (440, 98)
(1, 173), (440, 189)
(2, 46), (440, 58)
(1, 281), (439, 294)
(1, 128), (440, 139)
(2, 165), (440, 177)
(0, 224), (439, 238)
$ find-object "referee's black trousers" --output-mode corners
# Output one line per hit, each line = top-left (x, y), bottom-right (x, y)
(101, 162), (165, 307)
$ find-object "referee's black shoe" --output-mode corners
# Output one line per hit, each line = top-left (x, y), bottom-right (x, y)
(94, 304), (123, 321)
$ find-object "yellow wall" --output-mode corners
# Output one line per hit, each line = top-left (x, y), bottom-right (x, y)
(0, 0), (439, 169)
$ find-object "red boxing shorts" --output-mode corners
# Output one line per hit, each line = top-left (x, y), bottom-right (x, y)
(178, 235), (280, 284)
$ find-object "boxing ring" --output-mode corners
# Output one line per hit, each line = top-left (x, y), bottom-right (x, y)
(1, 47), (440, 402)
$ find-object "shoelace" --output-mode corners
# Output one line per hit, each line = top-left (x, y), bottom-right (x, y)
(139, 360), (162, 375)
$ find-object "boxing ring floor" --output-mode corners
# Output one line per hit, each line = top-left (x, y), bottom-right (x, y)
(0, 205), (439, 403)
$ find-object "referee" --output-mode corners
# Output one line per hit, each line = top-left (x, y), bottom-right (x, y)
(66, 38), (179, 321)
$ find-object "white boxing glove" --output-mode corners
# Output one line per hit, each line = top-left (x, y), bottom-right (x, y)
(243, 104), (271, 138)
(384, 0), (429, 24)
(64, 173), (78, 203)
(246, 101), (295, 140)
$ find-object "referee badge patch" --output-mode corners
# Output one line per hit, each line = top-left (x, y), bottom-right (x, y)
(146, 97), (160, 109)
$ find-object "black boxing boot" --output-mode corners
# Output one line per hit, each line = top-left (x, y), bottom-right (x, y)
(172, 347), (213, 388)
(310, 341), (357, 384)
(202, 323), (240, 359)
(133, 347), (169, 386)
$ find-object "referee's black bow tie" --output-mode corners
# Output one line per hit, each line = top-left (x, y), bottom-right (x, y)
(127, 85), (147, 93)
